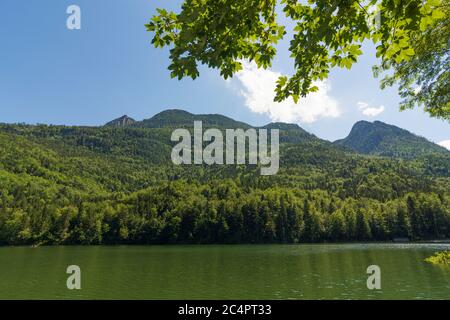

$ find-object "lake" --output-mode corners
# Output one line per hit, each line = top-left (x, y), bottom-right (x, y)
(0, 244), (449, 299)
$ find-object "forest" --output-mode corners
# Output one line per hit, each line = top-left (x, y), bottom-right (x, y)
(0, 110), (449, 245)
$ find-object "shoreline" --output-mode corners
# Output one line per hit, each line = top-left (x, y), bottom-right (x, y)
(1, 241), (450, 249)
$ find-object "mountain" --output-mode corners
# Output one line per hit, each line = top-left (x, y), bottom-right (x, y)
(261, 122), (322, 144)
(105, 115), (136, 127)
(105, 109), (321, 145)
(334, 120), (449, 158)
(137, 109), (252, 129)
(0, 110), (449, 245)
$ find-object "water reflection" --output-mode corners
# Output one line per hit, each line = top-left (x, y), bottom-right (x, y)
(0, 244), (448, 299)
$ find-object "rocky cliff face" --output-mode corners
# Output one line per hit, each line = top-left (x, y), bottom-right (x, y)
(105, 115), (136, 128)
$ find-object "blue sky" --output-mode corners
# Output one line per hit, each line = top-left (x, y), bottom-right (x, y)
(0, 0), (449, 146)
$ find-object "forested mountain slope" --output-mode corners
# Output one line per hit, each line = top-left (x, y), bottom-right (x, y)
(334, 120), (448, 158)
(0, 110), (449, 245)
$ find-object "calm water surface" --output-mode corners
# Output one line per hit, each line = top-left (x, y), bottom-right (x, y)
(0, 244), (449, 299)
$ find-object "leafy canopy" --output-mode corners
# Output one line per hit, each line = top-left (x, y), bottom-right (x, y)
(374, 1), (449, 120)
(146, 0), (449, 120)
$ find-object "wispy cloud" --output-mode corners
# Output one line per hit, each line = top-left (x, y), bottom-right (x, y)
(357, 101), (385, 117)
(231, 61), (341, 123)
(438, 140), (450, 151)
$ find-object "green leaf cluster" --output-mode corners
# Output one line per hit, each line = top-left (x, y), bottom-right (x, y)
(147, 0), (449, 119)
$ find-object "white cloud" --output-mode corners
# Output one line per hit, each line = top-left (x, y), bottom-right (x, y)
(438, 140), (450, 151)
(233, 61), (341, 123)
(357, 101), (385, 117)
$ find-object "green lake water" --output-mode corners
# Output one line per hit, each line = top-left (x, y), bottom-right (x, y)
(0, 244), (449, 299)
